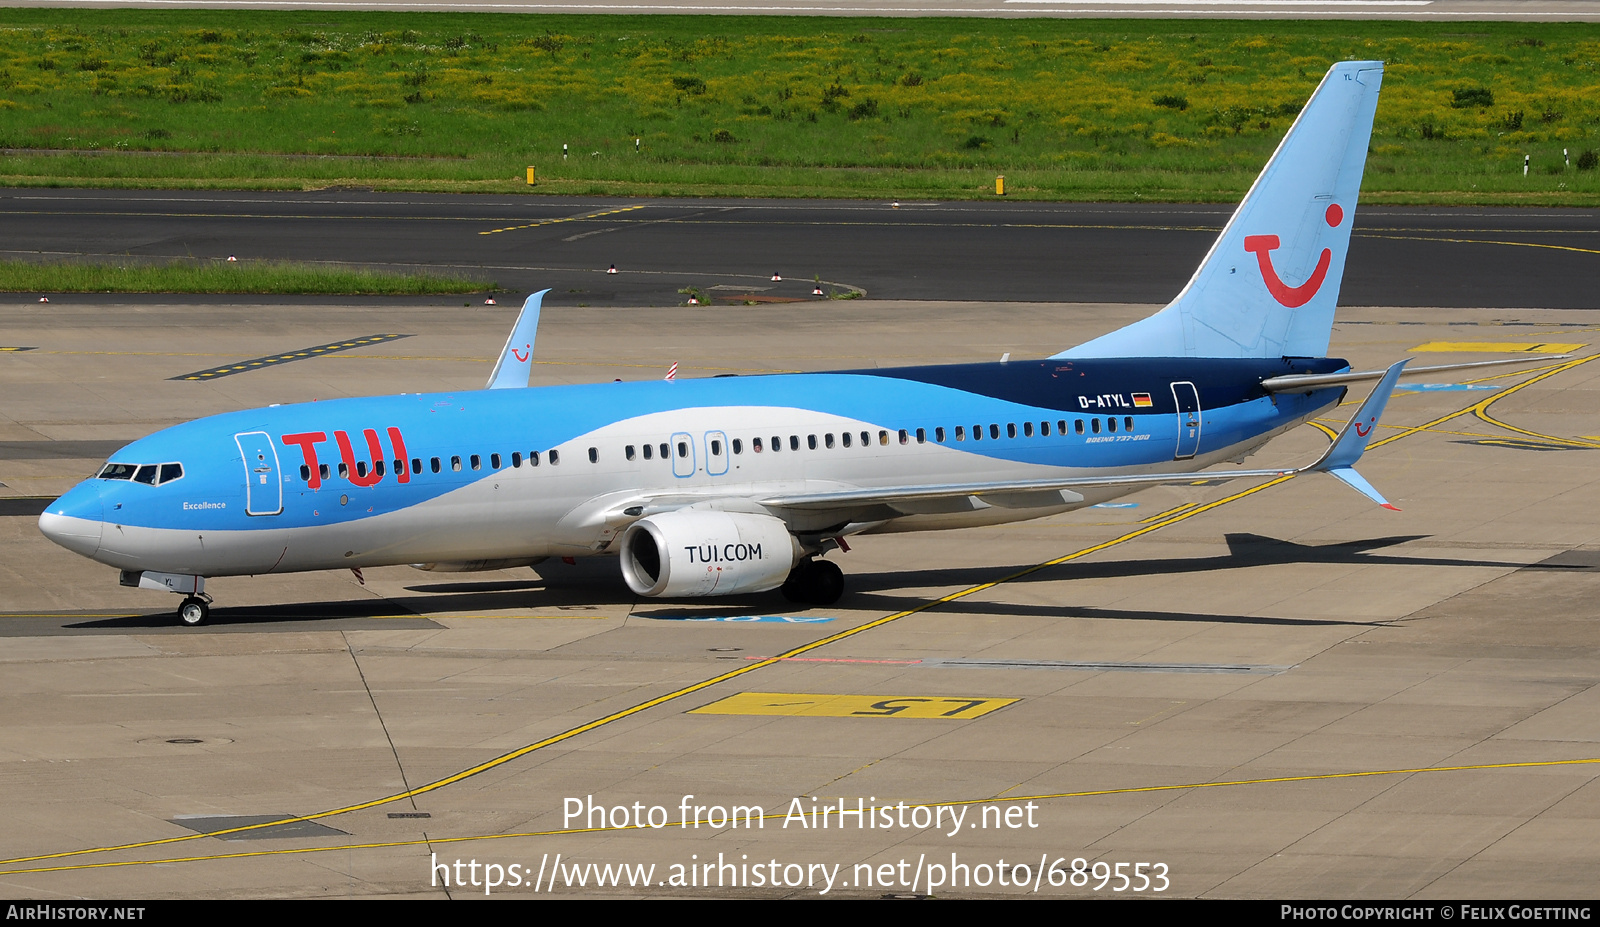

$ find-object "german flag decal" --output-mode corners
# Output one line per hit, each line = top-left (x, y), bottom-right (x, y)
(1132, 392), (1154, 408)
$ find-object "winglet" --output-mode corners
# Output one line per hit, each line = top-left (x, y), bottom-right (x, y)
(485, 290), (548, 390)
(1307, 358), (1409, 508)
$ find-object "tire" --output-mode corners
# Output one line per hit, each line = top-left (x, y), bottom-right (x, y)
(779, 559), (845, 606)
(177, 597), (209, 627)
(807, 559), (845, 606)
(779, 562), (811, 603)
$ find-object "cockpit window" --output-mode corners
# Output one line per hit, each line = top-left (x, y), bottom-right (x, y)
(100, 461), (184, 485)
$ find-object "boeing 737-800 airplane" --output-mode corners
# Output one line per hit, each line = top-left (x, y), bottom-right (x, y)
(39, 61), (1501, 627)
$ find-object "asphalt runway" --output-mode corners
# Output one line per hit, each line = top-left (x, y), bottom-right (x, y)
(5, 0), (1598, 20)
(1, 296), (1598, 898)
(4, 190), (1600, 309)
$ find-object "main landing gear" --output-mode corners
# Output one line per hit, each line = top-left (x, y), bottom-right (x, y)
(177, 595), (212, 627)
(781, 558), (845, 607)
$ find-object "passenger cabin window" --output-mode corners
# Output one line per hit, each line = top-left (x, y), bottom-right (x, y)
(1041, 421), (1051, 437)
(732, 439), (742, 454)
(339, 462), (350, 478)
(411, 457), (422, 474)
(470, 455), (481, 471)
(711, 439), (723, 455)
(990, 424), (1001, 440)
(431, 457), (441, 473)
(1074, 420), (1085, 435)
(529, 451), (541, 467)
(643, 444), (653, 460)
(677, 441), (688, 458)
(878, 430), (889, 446)
(1091, 419), (1101, 434)
(491, 453), (502, 469)
(451, 456), (462, 472)
(1008, 423), (1018, 439)
(753, 437), (763, 453)
(512, 452), (523, 468)
(823, 434), (833, 449)
(789, 436), (800, 451)
(860, 431), (870, 446)
(899, 429), (909, 445)
(1023, 422), (1034, 438)
(588, 447), (598, 463)
(972, 425), (983, 442)
(808, 435), (818, 450)
(300, 465), (311, 481)
(841, 432), (852, 448)
(936, 427), (946, 443)
(916, 428), (926, 443)
(320, 463), (330, 480)
(549, 449), (561, 465)
(955, 426), (965, 441)
(659, 443), (670, 459)
(1125, 416), (1135, 432)
(1107, 418), (1117, 433)
(625, 445), (636, 461)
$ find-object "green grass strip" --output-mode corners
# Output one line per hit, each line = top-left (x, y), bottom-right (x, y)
(0, 11), (1598, 203)
(0, 260), (491, 294)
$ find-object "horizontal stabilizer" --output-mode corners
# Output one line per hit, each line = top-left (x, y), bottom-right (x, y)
(1261, 355), (1569, 393)
(486, 289), (548, 390)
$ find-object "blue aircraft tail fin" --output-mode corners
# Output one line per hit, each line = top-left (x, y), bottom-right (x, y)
(486, 290), (548, 390)
(1059, 61), (1384, 360)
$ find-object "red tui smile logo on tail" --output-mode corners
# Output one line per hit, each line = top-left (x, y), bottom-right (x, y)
(1243, 203), (1344, 309)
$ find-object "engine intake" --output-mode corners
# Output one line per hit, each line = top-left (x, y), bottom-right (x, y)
(619, 510), (799, 597)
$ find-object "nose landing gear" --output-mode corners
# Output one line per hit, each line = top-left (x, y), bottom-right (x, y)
(177, 595), (212, 627)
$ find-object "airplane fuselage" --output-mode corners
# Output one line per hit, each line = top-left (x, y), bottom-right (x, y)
(41, 355), (1348, 580)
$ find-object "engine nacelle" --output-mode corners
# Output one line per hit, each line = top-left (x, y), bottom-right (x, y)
(619, 510), (800, 597)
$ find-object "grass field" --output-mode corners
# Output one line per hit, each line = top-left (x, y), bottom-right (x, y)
(1, 10), (1598, 203)
(0, 259), (492, 294)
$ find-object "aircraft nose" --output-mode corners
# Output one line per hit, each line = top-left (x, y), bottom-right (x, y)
(38, 485), (104, 558)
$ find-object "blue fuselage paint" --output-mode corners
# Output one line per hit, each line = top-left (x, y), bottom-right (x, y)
(41, 355), (1347, 578)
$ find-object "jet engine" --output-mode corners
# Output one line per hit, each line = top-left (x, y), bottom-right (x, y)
(619, 510), (800, 597)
